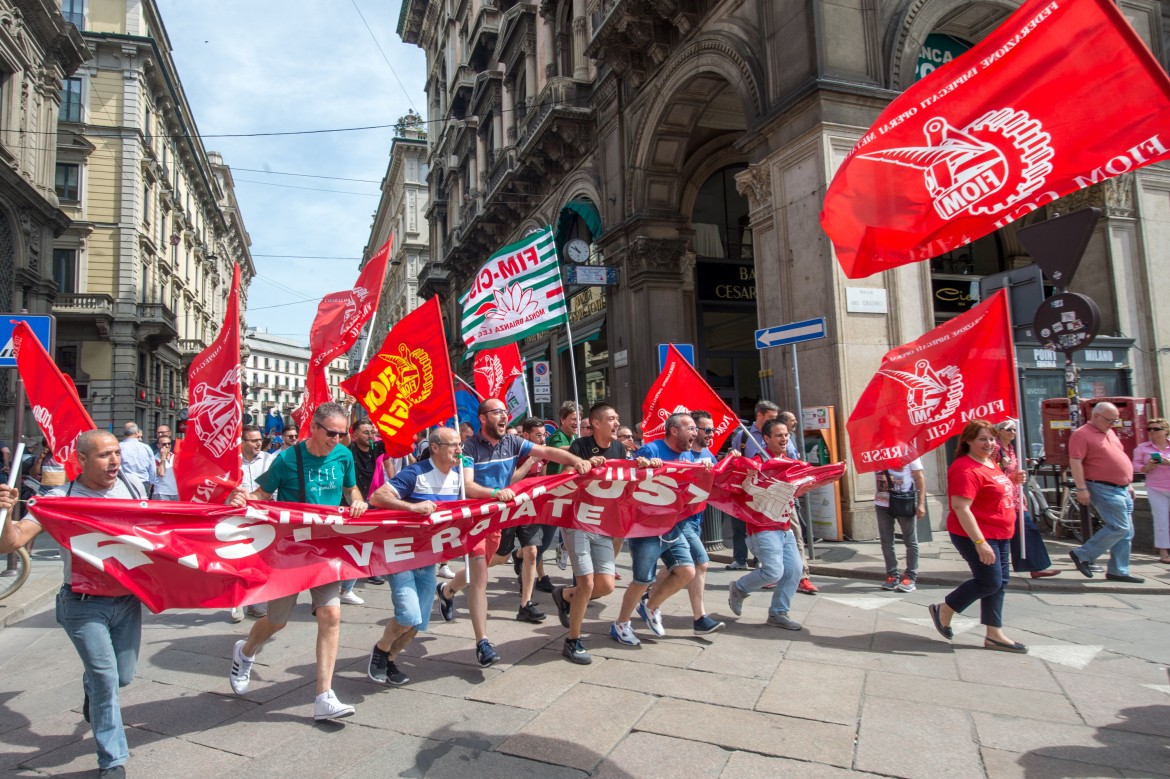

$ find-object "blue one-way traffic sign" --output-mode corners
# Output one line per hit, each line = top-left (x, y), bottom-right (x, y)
(755, 317), (826, 350)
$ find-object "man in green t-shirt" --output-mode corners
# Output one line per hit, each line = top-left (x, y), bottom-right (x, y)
(227, 402), (367, 722)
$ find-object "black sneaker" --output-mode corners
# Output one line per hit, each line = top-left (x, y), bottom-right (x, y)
(517, 600), (546, 623)
(476, 638), (500, 667)
(368, 643), (391, 684)
(552, 586), (571, 628)
(98, 767), (126, 779)
(82, 688), (90, 723)
(535, 575), (555, 594)
(436, 582), (456, 621)
(366, 576), (386, 585)
(563, 637), (593, 665)
(385, 660), (410, 685)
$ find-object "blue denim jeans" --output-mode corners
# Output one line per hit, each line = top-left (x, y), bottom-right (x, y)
(56, 589), (142, 769)
(729, 517), (748, 565)
(946, 535), (1011, 627)
(734, 529), (800, 617)
(388, 565), (438, 631)
(1075, 482), (1134, 576)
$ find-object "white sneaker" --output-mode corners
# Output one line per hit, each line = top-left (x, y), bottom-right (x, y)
(229, 640), (254, 695)
(313, 690), (355, 721)
(339, 590), (364, 605)
(229, 606), (244, 623)
(436, 564), (455, 579)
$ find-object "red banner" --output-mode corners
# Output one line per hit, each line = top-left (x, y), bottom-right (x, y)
(341, 296), (456, 457)
(708, 456), (847, 530)
(294, 235), (393, 437)
(473, 343), (523, 402)
(174, 264), (242, 503)
(12, 320), (95, 480)
(821, 0), (1170, 279)
(847, 289), (1017, 472)
(641, 344), (738, 452)
(27, 456), (844, 612)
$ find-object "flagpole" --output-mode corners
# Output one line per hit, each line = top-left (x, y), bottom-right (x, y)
(519, 359), (532, 421)
(451, 395), (471, 576)
(563, 316), (581, 437)
(1001, 287), (1027, 559)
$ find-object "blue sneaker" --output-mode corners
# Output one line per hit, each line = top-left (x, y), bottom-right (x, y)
(637, 601), (665, 637)
(476, 638), (499, 667)
(609, 621), (641, 646)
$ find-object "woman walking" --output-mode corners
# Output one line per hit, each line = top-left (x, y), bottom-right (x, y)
(929, 420), (1028, 653)
(994, 420), (1059, 578)
(1133, 417), (1170, 563)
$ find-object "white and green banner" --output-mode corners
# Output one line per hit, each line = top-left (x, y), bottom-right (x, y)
(459, 227), (567, 351)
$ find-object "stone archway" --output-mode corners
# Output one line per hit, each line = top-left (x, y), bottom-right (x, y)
(887, 0), (1017, 90)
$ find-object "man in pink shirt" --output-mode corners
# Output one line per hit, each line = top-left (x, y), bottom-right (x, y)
(1068, 402), (1142, 582)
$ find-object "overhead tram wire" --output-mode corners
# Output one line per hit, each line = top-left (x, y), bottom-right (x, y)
(349, 0), (416, 112)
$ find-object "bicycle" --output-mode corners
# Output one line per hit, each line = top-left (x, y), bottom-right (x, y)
(1024, 456), (1104, 542)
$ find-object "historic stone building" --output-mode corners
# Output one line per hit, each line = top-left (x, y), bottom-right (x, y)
(51, 0), (254, 435)
(0, 0), (87, 434)
(399, 0), (1170, 536)
(361, 111), (431, 356)
(244, 328), (348, 425)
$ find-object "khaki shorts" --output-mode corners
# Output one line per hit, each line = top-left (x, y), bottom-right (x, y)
(265, 582), (341, 626)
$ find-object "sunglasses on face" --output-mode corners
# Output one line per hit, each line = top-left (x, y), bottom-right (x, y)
(316, 425), (345, 438)
(1001, 428), (1016, 433)
(1149, 427), (1166, 432)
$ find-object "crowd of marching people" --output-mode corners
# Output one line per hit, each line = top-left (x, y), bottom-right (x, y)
(0, 397), (1163, 777)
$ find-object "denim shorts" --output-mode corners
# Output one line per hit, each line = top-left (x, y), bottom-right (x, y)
(662, 521), (709, 567)
(628, 532), (693, 584)
(388, 564), (438, 631)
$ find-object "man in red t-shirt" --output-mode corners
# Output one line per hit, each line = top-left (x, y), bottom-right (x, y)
(1067, 402), (1141, 583)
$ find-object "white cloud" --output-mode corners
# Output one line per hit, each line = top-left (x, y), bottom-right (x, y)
(155, 0), (426, 340)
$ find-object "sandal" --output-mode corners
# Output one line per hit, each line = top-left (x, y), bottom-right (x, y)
(928, 603), (953, 640)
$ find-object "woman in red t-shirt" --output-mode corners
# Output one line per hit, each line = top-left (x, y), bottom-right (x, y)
(928, 419), (1027, 653)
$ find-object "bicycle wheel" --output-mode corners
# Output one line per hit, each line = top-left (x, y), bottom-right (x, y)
(0, 547), (31, 601)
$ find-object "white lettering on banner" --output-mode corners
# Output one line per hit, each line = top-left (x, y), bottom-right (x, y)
(634, 476), (678, 506)
(549, 498), (574, 517)
(584, 479), (626, 500)
(511, 499), (538, 521)
(71, 533), (155, 571)
(960, 399), (1007, 422)
(385, 537), (415, 562)
(926, 420), (956, 441)
(576, 503), (604, 525)
(1074, 136), (1168, 188)
(344, 542), (373, 567)
(860, 444), (914, 464)
(214, 509), (277, 559)
(432, 526), (460, 553)
(687, 483), (710, 505)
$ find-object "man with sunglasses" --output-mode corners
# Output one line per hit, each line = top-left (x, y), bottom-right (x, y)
(226, 402), (367, 721)
(1068, 402), (1142, 583)
(435, 398), (591, 667)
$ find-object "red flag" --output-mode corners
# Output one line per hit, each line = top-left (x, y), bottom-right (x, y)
(821, 0), (1170, 279)
(294, 234), (394, 437)
(12, 320), (95, 480)
(341, 296), (456, 457)
(175, 264), (243, 502)
(473, 343), (523, 402)
(640, 344), (739, 452)
(847, 289), (1017, 472)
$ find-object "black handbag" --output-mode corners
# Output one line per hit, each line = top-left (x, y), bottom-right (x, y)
(884, 470), (918, 518)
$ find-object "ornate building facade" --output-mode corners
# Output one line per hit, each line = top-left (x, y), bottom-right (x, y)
(0, 0), (87, 434)
(51, 0), (254, 435)
(244, 328), (348, 424)
(399, 0), (1170, 536)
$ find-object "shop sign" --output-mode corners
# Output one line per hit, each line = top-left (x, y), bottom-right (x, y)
(845, 287), (888, 314)
(696, 261), (756, 302)
(568, 286), (605, 325)
(916, 33), (972, 81)
(932, 276), (980, 315)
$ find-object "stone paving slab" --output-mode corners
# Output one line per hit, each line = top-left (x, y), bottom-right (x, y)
(865, 667), (1082, 723)
(585, 656), (766, 709)
(498, 682), (655, 771)
(592, 731), (730, 779)
(756, 658), (865, 725)
(721, 751), (889, 778)
(336, 733), (590, 779)
(855, 696), (983, 779)
(980, 746), (1124, 778)
(468, 647), (604, 710)
(1048, 667), (1170, 737)
(636, 698), (856, 767)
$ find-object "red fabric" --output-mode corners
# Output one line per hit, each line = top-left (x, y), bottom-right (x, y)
(1068, 424), (1134, 485)
(945, 455), (1017, 539)
(473, 343), (523, 402)
(708, 455), (847, 535)
(174, 264), (243, 503)
(847, 289), (1017, 473)
(12, 321), (95, 480)
(26, 456), (843, 611)
(294, 235), (394, 438)
(641, 344), (739, 453)
(821, 0), (1170, 279)
(341, 296), (456, 458)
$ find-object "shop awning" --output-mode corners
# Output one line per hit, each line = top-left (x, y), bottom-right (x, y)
(556, 199), (603, 243)
(556, 319), (604, 353)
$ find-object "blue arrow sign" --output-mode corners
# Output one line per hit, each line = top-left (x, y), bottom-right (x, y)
(0, 314), (53, 367)
(755, 317), (826, 350)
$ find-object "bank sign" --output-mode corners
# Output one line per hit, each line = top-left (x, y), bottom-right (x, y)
(916, 33), (972, 82)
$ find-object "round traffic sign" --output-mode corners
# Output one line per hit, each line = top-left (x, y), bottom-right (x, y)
(1033, 292), (1101, 354)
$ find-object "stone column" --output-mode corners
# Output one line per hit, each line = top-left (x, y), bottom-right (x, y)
(572, 0), (588, 80)
(475, 130), (487, 194)
(536, 11), (552, 92)
(492, 107), (503, 152)
(502, 81), (515, 144)
(525, 47), (537, 102)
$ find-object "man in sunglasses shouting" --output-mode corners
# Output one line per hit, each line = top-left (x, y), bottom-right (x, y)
(226, 402), (368, 721)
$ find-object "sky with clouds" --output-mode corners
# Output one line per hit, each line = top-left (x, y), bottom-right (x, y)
(154, 0), (427, 341)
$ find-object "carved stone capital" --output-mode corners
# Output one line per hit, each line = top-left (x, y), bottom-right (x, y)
(624, 236), (689, 279)
(734, 164), (772, 212)
(1104, 173), (1134, 218)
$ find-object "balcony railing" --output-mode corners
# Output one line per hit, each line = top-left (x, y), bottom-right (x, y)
(54, 293), (114, 315)
(64, 11), (84, 29)
(177, 339), (204, 355)
(136, 302), (177, 329)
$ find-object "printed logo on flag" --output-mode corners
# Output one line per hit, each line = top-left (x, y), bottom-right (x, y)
(476, 283), (539, 322)
(32, 404), (60, 454)
(474, 353), (508, 398)
(859, 109), (1054, 221)
(366, 344), (435, 411)
(640, 403), (691, 441)
(189, 366), (243, 459)
(741, 472), (799, 523)
(877, 359), (964, 426)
